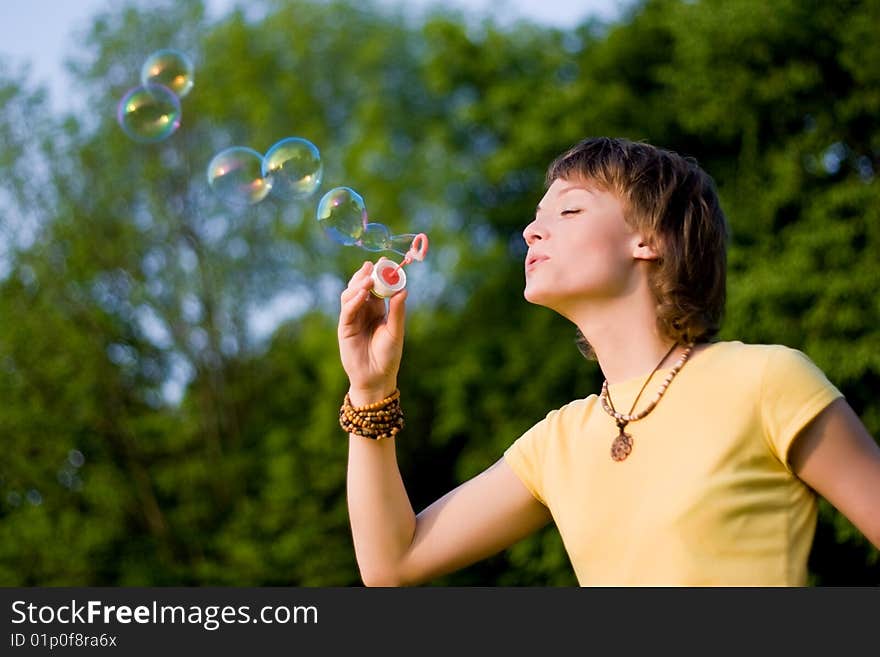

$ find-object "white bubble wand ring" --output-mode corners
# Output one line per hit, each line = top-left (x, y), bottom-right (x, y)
(370, 233), (429, 299)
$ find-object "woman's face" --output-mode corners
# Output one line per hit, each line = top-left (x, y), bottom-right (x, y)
(522, 177), (648, 315)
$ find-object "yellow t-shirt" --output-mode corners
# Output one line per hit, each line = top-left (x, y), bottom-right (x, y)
(503, 341), (843, 586)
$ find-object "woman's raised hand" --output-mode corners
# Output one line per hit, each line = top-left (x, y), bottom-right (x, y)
(338, 259), (408, 406)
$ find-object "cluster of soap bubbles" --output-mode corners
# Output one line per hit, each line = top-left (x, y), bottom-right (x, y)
(115, 49), (425, 260)
(57, 448), (85, 492)
(315, 186), (423, 258)
(5, 488), (43, 508)
(116, 49), (194, 143)
(3, 449), (84, 509)
(206, 137), (323, 209)
(204, 144), (423, 260)
(204, 144), (423, 261)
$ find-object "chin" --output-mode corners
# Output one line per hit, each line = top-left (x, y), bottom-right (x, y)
(523, 284), (553, 307)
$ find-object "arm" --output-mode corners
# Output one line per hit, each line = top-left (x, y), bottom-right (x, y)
(349, 444), (552, 586)
(339, 261), (551, 586)
(789, 397), (880, 549)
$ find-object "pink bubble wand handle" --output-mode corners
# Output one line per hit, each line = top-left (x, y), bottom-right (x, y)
(393, 233), (429, 272)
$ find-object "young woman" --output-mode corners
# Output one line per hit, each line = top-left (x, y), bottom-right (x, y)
(336, 137), (880, 586)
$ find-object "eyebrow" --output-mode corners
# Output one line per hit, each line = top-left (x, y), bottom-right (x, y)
(535, 185), (591, 213)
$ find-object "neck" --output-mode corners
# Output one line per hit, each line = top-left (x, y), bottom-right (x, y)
(568, 292), (682, 385)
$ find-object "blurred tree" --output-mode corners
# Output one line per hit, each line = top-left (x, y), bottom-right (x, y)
(0, 0), (876, 586)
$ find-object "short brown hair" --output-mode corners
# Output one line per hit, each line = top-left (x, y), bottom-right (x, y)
(545, 137), (729, 359)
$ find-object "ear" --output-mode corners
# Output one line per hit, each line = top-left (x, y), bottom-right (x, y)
(632, 236), (660, 261)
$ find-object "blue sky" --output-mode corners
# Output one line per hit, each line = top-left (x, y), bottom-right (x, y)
(0, 0), (623, 111)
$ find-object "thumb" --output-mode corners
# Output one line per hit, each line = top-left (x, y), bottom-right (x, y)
(386, 289), (408, 340)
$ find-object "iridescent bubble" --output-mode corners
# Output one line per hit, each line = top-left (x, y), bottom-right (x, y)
(316, 187), (367, 246)
(68, 449), (85, 468)
(262, 137), (323, 200)
(141, 49), (194, 98)
(359, 223), (392, 252)
(207, 147), (272, 208)
(389, 233), (421, 257)
(117, 83), (181, 143)
(58, 467), (75, 488)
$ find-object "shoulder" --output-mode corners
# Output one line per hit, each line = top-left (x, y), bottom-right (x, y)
(717, 341), (842, 426)
(690, 342), (840, 405)
(726, 341), (829, 378)
(543, 395), (599, 426)
(510, 395), (598, 446)
(504, 396), (597, 488)
(706, 340), (796, 361)
(702, 340), (822, 376)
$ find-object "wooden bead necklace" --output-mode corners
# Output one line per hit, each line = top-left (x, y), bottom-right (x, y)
(599, 342), (695, 462)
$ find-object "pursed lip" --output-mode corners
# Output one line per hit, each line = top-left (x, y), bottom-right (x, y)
(525, 253), (549, 271)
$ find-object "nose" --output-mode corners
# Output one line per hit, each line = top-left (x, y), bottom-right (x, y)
(522, 217), (546, 246)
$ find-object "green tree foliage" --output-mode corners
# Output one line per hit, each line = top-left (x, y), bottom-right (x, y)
(0, 0), (876, 585)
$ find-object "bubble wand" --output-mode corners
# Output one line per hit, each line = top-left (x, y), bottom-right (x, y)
(316, 187), (429, 298)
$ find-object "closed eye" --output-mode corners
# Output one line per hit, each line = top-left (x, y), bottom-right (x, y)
(561, 208), (583, 216)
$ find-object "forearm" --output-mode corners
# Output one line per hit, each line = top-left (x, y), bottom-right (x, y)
(346, 433), (416, 586)
(337, 261), (412, 584)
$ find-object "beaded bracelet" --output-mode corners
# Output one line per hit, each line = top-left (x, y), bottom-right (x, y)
(339, 389), (404, 440)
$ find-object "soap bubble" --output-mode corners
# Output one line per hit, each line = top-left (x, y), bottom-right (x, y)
(26, 489), (42, 506)
(262, 137), (323, 200)
(116, 83), (181, 143)
(141, 49), (194, 98)
(207, 147), (272, 208)
(389, 233), (422, 257)
(316, 187), (367, 246)
(316, 189), (429, 261)
(68, 449), (85, 468)
(359, 223), (393, 252)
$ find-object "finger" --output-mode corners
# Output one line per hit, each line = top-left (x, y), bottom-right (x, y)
(338, 286), (370, 329)
(340, 283), (364, 305)
(345, 261), (373, 289)
(356, 260), (374, 281)
(339, 283), (386, 329)
(343, 275), (378, 308)
(385, 289), (408, 339)
(341, 262), (374, 303)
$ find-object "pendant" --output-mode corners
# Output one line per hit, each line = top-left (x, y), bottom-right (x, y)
(611, 426), (633, 462)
